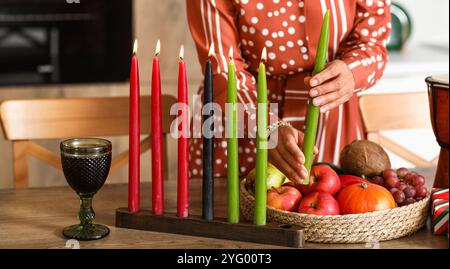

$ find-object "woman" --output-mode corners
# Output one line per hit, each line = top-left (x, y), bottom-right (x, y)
(187, 0), (391, 184)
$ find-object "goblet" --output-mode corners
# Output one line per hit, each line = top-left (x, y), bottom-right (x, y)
(60, 138), (112, 240)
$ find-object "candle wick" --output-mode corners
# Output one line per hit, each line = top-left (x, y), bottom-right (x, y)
(179, 45), (185, 60)
(228, 46), (234, 61)
(260, 47), (267, 63)
(133, 40), (138, 56)
(155, 39), (161, 57)
(208, 43), (216, 59)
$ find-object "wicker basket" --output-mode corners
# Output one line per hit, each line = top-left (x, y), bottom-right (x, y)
(240, 180), (430, 243)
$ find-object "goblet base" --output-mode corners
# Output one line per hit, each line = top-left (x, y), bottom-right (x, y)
(63, 224), (110, 241)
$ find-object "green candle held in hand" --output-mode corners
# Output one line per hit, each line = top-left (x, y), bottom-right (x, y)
(254, 47), (268, 226)
(302, 10), (330, 184)
(227, 46), (239, 223)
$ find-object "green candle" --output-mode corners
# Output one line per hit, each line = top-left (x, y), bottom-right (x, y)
(227, 46), (239, 223)
(302, 11), (330, 184)
(254, 48), (268, 226)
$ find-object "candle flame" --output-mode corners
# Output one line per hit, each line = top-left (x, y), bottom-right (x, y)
(155, 39), (161, 56)
(133, 40), (138, 55)
(179, 45), (184, 60)
(261, 47), (267, 62)
(208, 43), (215, 58)
(228, 46), (234, 60)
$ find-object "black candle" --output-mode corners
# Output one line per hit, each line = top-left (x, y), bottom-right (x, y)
(202, 44), (215, 220)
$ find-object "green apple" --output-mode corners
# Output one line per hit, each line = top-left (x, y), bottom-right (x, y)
(245, 163), (287, 195)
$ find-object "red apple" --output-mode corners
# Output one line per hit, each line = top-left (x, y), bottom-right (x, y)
(298, 192), (340, 215)
(339, 175), (369, 189)
(267, 186), (302, 212)
(298, 165), (341, 196)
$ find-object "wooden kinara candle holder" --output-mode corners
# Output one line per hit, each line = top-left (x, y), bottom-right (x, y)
(115, 209), (305, 248)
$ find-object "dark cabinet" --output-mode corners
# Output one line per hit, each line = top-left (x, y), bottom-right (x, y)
(0, 0), (132, 85)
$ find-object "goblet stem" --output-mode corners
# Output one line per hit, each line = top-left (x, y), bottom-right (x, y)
(63, 192), (109, 241)
(78, 193), (95, 227)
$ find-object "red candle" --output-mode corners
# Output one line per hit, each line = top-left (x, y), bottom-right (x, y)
(128, 40), (140, 213)
(177, 45), (189, 218)
(151, 40), (164, 215)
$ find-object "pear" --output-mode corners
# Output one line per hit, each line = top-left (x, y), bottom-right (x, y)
(244, 163), (287, 195)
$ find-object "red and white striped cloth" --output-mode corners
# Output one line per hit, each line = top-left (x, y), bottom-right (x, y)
(186, 0), (391, 178)
(432, 188), (449, 201)
(432, 199), (449, 236)
(432, 188), (449, 236)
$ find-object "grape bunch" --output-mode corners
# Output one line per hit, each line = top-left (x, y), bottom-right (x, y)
(371, 168), (428, 207)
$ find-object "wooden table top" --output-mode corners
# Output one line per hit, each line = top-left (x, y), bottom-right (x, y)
(0, 172), (448, 249)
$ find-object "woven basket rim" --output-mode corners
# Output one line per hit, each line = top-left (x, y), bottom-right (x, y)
(240, 178), (431, 219)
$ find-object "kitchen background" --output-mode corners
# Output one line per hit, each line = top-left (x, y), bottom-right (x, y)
(0, 0), (448, 189)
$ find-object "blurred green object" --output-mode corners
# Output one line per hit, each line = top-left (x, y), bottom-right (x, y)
(387, 2), (413, 51)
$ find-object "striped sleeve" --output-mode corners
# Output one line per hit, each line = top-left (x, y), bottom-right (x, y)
(338, 0), (391, 92)
(186, 0), (279, 133)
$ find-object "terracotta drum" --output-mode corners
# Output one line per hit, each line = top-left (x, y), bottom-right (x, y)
(426, 75), (449, 188)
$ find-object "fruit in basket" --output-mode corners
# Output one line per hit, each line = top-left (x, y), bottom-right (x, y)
(403, 172), (417, 183)
(389, 187), (399, 195)
(339, 140), (391, 178)
(298, 192), (340, 215)
(337, 182), (395, 214)
(392, 190), (406, 204)
(312, 162), (344, 175)
(403, 197), (416, 206)
(339, 175), (369, 189)
(398, 182), (407, 191)
(245, 163), (286, 194)
(403, 186), (416, 198)
(371, 168), (428, 207)
(383, 168), (397, 179)
(384, 174), (400, 189)
(371, 176), (384, 186)
(298, 165), (341, 196)
(415, 185), (427, 198)
(267, 186), (302, 212)
(396, 167), (409, 178)
(411, 175), (425, 186)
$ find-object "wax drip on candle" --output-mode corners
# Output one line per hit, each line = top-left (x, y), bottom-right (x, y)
(133, 40), (138, 56)
(208, 42), (215, 58)
(179, 45), (184, 60)
(155, 39), (161, 56)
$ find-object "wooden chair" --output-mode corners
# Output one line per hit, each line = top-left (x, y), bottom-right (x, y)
(359, 92), (437, 168)
(0, 95), (177, 188)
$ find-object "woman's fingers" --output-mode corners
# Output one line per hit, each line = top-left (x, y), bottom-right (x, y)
(312, 89), (341, 107)
(278, 126), (305, 163)
(277, 143), (307, 179)
(284, 135), (305, 164)
(309, 61), (343, 87)
(292, 130), (307, 164)
(319, 92), (353, 113)
(313, 82), (353, 108)
(309, 75), (347, 98)
(269, 149), (302, 184)
(304, 76), (312, 87)
(277, 142), (303, 171)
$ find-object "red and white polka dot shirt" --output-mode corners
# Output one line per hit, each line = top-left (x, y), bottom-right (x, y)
(186, 0), (391, 178)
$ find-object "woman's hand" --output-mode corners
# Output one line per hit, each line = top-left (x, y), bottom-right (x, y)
(306, 60), (356, 113)
(268, 125), (317, 185)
